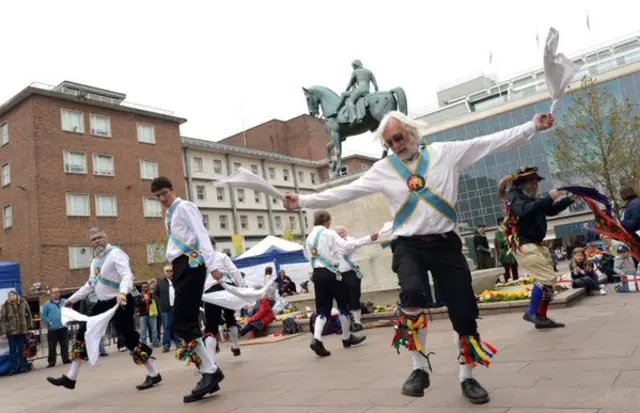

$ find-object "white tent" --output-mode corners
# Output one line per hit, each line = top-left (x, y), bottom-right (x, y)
(237, 235), (303, 259)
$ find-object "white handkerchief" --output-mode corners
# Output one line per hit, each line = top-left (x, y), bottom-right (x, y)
(61, 304), (119, 365)
(202, 281), (276, 311)
(213, 167), (285, 200)
(378, 221), (393, 239)
(544, 27), (582, 114)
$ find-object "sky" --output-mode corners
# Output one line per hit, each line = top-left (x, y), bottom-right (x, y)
(1, 1), (639, 158)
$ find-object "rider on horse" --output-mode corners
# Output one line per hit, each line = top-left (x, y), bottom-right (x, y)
(343, 59), (378, 125)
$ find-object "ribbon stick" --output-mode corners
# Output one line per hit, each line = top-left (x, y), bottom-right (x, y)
(544, 27), (582, 114)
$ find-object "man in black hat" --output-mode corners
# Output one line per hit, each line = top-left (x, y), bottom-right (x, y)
(499, 166), (576, 329)
(472, 224), (493, 270)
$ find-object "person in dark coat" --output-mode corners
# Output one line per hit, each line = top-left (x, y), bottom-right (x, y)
(473, 224), (493, 270)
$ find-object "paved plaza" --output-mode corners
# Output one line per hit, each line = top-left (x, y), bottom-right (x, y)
(2, 286), (639, 413)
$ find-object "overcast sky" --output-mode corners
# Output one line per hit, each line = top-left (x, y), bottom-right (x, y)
(1, 1), (638, 158)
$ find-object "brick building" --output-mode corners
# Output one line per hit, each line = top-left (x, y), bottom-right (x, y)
(0, 81), (186, 293)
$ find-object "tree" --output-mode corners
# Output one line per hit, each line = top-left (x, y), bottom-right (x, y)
(550, 76), (640, 217)
(281, 223), (302, 243)
(135, 235), (168, 281)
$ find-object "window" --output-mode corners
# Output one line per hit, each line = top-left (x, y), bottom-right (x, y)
(361, 163), (369, 170)
(213, 160), (222, 174)
(272, 197), (278, 205)
(298, 171), (305, 184)
(202, 214), (209, 229)
(233, 162), (241, 172)
(311, 173), (317, 184)
(64, 151), (87, 174)
(143, 197), (162, 217)
(219, 215), (228, 230)
(237, 189), (245, 203)
(66, 193), (90, 217)
(257, 216), (265, 230)
(0, 123), (8, 146)
(69, 246), (92, 269)
(339, 166), (348, 176)
(196, 185), (206, 200)
(192, 157), (203, 173)
(283, 169), (290, 181)
(254, 190), (261, 203)
(1, 163), (9, 187)
(93, 154), (114, 176)
(289, 216), (297, 230)
(268, 167), (276, 180)
(146, 243), (166, 264)
(251, 164), (259, 175)
(90, 114), (111, 137)
(216, 188), (225, 201)
(140, 160), (159, 180)
(137, 123), (155, 144)
(275, 216), (282, 230)
(3, 205), (12, 229)
(240, 215), (248, 230)
(95, 195), (117, 217)
(61, 109), (84, 133)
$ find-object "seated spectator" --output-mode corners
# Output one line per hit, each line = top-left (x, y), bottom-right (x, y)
(239, 286), (276, 338)
(570, 248), (606, 296)
(278, 270), (297, 296)
(614, 245), (636, 282)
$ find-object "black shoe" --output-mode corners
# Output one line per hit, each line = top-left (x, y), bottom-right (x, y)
(535, 318), (565, 329)
(461, 378), (489, 404)
(231, 348), (241, 357)
(522, 312), (537, 324)
(136, 374), (162, 390)
(47, 375), (76, 390)
(100, 353), (109, 357)
(62, 360), (71, 365)
(163, 348), (170, 353)
(342, 334), (366, 348)
(401, 369), (430, 397)
(351, 323), (364, 332)
(183, 385), (220, 403)
(310, 339), (331, 357)
(191, 368), (225, 396)
(47, 363), (55, 368)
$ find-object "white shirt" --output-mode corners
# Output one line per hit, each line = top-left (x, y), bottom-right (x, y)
(304, 225), (370, 270)
(168, 279), (175, 306)
(69, 245), (134, 303)
(300, 122), (537, 238)
(338, 236), (362, 273)
(165, 198), (217, 273)
(204, 251), (244, 291)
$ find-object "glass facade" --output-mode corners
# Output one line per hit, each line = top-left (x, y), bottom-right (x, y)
(421, 71), (640, 229)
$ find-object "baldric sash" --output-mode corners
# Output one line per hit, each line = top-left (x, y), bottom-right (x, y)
(166, 199), (205, 268)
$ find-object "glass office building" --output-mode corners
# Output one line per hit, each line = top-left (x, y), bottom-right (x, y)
(415, 37), (640, 230)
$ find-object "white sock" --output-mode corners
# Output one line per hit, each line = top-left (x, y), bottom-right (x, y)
(313, 316), (327, 341)
(204, 335), (218, 363)
(453, 331), (474, 382)
(193, 339), (218, 374)
(339, 314), (351, 340)
(352, 309), (362, 325)
(412, 328), (429, 371)
(228, 325), (240, 349)
(145, 358), (159, 377)
(67, 360), (82, 381)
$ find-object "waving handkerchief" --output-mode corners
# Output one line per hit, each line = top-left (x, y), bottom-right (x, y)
(61, 304), (119, 365)
(213, 167), (285, 200)
(544, 27), (581, 114)
(202, 280), (276, 311)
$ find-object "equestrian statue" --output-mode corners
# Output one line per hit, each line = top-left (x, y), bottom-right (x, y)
(303, 59), (408, 177)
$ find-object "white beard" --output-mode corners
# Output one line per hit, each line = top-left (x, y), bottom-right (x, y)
(94, 245), (106, 257)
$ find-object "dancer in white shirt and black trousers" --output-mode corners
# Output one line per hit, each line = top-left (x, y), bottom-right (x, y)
(305, 210), (377, 357)
(47, 227), (162, 391)
(334, 225), (365, 332)
(150, 177), (224, 404)
(285, 110), (555, 404)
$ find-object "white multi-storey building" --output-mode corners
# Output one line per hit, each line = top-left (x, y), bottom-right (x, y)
(181, 137), (322, 256)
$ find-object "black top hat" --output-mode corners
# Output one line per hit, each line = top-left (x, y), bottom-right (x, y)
(513, 166), (544, 184)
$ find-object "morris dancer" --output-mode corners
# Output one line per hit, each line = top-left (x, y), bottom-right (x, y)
(285, 111), (555, 403)
(335, 225), (365, 332)
(305, 211), (375, 357)
(46, 227), (161, 391)
(151, 176), (224, 403)
(499, 166), (575, 329)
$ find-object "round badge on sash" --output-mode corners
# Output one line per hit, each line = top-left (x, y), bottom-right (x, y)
(94, 267), (101, 276)
(407, 174), (426, 192)
(310, 248), (318, 256)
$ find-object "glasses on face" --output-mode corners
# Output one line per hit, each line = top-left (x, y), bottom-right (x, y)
(384, 133), (404, 148)
(90, 235), (105, 243)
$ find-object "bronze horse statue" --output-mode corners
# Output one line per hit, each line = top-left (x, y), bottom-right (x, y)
(302, 85), (408, 176)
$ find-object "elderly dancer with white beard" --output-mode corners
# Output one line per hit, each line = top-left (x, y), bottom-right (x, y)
(46, 227), (162, 391)
(284, 110), (555, 404)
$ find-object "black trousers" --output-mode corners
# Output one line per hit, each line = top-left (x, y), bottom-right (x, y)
(313, 267), (349, 318)
(47, 327), (70, 365)
(171, 255), (207, 343)
(204, 284), (238, 334)
(391, 232), (479, 336)
(75, 294), (139, 351)
(341, 270), (362, 311)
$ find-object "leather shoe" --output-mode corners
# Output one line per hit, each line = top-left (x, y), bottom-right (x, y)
(401, 369), (430, 397)
(46, 375), (76, 390)
(342, 334), (366, 348)
(461, 378), (489, 404)
(191, 368), (224, 396)
(310, 339), (331, 357)
(136, 374), (162, 390)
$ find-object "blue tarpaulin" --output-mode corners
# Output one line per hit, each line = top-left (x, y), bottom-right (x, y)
(0, 262), (23, 376)
(232, 248), (310, 287)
